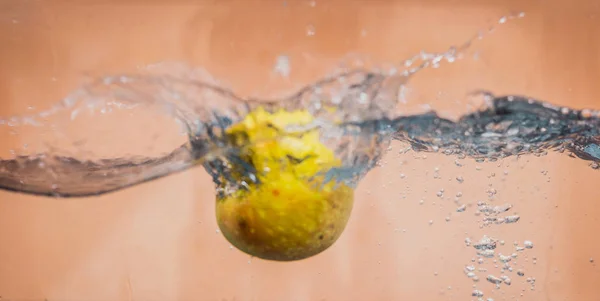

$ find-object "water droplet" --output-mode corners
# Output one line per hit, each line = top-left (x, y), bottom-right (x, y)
(524, 240), (534, 249)
(456, 176), (464, 183)
(471, 290), (484, 297)
(274, 55), (291, 78)
(306, 24), (316, 36)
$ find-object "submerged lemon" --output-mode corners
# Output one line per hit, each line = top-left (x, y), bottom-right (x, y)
(214, 107), (354, 261)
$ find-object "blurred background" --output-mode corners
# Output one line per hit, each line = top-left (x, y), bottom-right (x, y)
(0, 0), (599, 300)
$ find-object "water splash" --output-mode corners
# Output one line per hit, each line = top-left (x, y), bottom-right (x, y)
(1, 11), (597, 200)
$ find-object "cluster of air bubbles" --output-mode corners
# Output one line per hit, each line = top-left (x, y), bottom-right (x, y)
(444, 172), (520, 228)
(474, 201), (520, 228)
(462, 235), (538, 299)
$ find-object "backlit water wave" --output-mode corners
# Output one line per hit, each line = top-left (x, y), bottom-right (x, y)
(0, 13), (598, 199)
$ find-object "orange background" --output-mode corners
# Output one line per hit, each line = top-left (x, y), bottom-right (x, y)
(0, 1), (599, 300)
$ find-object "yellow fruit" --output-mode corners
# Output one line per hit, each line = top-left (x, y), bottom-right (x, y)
(214, 107), (354, 261)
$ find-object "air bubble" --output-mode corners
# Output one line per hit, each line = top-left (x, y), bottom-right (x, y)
(504, 215), (520, 224)
(498, 254), (511, 263)
(486, 275), (502, 285)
